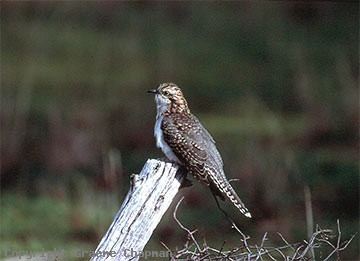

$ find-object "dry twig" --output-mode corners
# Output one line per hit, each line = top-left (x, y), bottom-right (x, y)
(165, 199), (356, 261)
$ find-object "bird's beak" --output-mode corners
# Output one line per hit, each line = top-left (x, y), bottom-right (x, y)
(147, 89), (159, 94)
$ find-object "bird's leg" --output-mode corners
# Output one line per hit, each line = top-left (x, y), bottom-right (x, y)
(180, 177), (193, 188)
(177, 166), (193, 189)
(158, 157), (172, 163)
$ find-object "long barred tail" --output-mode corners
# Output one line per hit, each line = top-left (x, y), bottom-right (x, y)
(209, 170), (252, 218)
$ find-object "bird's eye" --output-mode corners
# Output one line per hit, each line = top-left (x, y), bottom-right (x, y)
(162, 90), (169, 96)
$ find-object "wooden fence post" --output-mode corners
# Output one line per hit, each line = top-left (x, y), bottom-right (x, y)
(90, 159), (183, 261)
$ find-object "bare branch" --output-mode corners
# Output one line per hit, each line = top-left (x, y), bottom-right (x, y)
(170, 211), (356, 261)
(173, 197), (203, 253)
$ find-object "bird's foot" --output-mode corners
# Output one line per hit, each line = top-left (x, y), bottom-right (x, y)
(177, 166), (193, 188)
(158, 157), (174, 164)
(180, 177), (193, 188)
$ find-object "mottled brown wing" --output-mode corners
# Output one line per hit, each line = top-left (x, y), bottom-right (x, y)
(162, 113), (252, 218)
(161, 114), (207, 177)
(189, 115), (223, 168)
(161, 113), (224, 185)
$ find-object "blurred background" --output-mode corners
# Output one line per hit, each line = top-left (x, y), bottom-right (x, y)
(1, 1), (359, 260)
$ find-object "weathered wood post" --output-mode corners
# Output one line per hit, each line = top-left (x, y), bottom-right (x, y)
(90, 159), (183, 261)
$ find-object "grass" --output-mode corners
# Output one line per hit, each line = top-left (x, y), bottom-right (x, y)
(1, 2), (358, 260)
(0, 192), (118, 260)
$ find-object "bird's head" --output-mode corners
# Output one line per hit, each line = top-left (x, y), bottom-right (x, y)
(148, 83), (189, 114)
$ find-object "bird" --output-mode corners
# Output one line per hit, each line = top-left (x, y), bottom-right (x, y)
(148, 83), (251, 218)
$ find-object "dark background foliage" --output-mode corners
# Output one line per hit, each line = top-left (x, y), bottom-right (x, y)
(1, 2), (359, 260)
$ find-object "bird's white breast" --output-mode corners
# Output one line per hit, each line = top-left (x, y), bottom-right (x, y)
(154, 95), (181, 164)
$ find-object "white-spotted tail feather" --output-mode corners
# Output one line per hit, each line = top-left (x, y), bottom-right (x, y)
(208, 169), (252, 218)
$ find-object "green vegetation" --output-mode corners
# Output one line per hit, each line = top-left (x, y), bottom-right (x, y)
(1, 2), (358, 260)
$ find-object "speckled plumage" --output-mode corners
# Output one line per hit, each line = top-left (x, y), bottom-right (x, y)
(149, 83), (251, 218)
